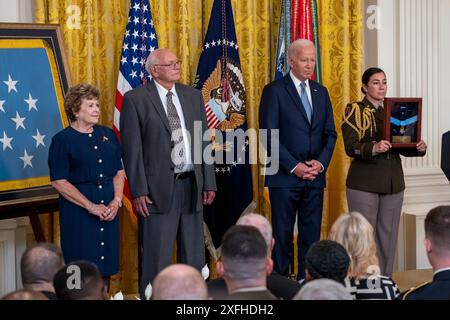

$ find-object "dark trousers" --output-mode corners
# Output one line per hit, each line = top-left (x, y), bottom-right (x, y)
(138, 175), (205, 298)
(269, 187), (323, 279)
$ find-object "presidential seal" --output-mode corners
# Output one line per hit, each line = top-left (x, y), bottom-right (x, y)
(201, 58), (246, 132)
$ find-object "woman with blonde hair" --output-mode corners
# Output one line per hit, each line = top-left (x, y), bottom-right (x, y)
(328, 211), (400, 299)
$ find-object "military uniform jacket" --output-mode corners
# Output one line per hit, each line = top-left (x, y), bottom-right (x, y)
(341, 98), (424, 194)
(403, 269), (450, 300)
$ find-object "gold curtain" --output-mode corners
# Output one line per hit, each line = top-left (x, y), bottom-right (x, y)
(34, 0), (362, 293)
(319, 0), (363, 236)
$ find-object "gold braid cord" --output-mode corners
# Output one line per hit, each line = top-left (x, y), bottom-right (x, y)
(342, 103), (377, 141)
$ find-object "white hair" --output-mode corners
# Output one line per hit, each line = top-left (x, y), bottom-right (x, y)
(293, 279), (353, 300)
(236, 213), (272, 251)
(145, 49), (160, 73)
(288, 38), (316, 58)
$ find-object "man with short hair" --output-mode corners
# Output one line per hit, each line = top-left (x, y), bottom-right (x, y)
(53, 261), (108, 300)
(20, 242), (65, 300)
(403, 206), (450, 300)
(120, 48), (217, 298)
(259, 38), (337, 279)
(152, 264), (208, 300)
(217, 225), (277, 300)
(208, 213), (301, 299)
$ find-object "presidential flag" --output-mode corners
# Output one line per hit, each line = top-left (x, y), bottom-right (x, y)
(194, 0), (253, 250)
(275, 0), (321, 82)
(113, 0), (158, 214)
(0, 39), (67, 191)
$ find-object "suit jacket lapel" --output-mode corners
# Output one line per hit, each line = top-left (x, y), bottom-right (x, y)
(284, 75), (311, 124)
(175, 83), (194, 138)
(146, 80), (171, 135)
(309, 80), (319, 125)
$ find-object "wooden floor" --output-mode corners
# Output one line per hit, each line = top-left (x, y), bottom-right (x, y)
(392, 268), (433, 293)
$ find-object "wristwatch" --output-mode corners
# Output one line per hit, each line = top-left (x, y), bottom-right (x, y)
(115, 197), (122, 208)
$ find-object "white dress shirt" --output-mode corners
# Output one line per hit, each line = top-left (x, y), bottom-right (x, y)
(154, 80), (193, 172)
(290, 71), (313, 110)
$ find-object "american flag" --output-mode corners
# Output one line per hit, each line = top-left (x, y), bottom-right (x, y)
(0, 42), (67, 191)
(113, 0), (158, 209)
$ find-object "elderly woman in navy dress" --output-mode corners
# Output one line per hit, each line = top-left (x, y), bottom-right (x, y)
(48, 84), (124, 285)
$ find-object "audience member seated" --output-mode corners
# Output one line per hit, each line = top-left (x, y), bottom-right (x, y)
(329, 211), (400, 300)
(293, 279), (352, 300)
(53, 261), (108, 300)
(403, 205), (450, 300)
(208, 213), (301, 299)
(20, 242), (65, 300)
(303, 240), (350, 285)
(152, 264), (208, 300)
(1, 289), (48, 300)
(217, 225), (278, 300)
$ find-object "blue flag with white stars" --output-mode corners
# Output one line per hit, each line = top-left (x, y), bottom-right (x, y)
(0, 40), (67, 191)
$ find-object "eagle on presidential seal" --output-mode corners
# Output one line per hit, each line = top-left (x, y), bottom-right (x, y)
(201, 58), (246, 132)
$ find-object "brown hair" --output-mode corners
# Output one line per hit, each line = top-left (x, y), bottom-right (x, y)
(425, 206), (450, 255)
(64, 83), (100, 122)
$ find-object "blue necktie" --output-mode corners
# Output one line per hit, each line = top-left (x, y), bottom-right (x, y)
(300, 82), (312, 123)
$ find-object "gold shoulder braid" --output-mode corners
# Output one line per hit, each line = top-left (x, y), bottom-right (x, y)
(342, 103), (377, 141)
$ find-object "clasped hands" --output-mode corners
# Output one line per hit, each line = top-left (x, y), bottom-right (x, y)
(293, 160), (322, 181)
(88, 201), (119, 221)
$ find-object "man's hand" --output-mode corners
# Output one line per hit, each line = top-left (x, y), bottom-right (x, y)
(305, 160), (323, 173)
(203, 191), (216, 205)
(133, 196), (152, 217)
(293, 162), (318, 181)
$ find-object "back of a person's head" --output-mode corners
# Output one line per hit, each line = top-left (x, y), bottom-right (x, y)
(21, 242), (65, 286)
(221, 225), (268, 281)
(152, 264), (207, 300)
(53, 261), (106, 300)
(425, 206), (450, 256)
(328, 211), (379, 278)
(305, 240), (350, 284)
(2, 289), (48, 300)
(294, 279), (352, 300)
(236, 213), (272, 252)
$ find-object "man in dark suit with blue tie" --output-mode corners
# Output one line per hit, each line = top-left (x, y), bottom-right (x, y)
(259, 39), (337, 280)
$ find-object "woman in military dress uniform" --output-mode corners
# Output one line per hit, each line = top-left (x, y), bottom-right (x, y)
(48, 84), (124, 283)
(341, 67), (427, 276)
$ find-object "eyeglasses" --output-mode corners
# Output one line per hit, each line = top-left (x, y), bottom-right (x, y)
(153, 61), (181, 69)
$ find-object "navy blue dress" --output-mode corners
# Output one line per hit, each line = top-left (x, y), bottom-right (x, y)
(48, 125), (122, 276)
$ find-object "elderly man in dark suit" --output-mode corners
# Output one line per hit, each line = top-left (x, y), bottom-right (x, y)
(403, 206), (450, 300)
(259, 39), (337, 280)
(120, 48), (217, 298)
(441, 131), (450, 182)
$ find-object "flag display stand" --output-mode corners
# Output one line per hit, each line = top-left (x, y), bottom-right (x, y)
(0, 186), (58, 242)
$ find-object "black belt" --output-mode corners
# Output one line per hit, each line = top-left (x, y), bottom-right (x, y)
(174, 171), (194, 180)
